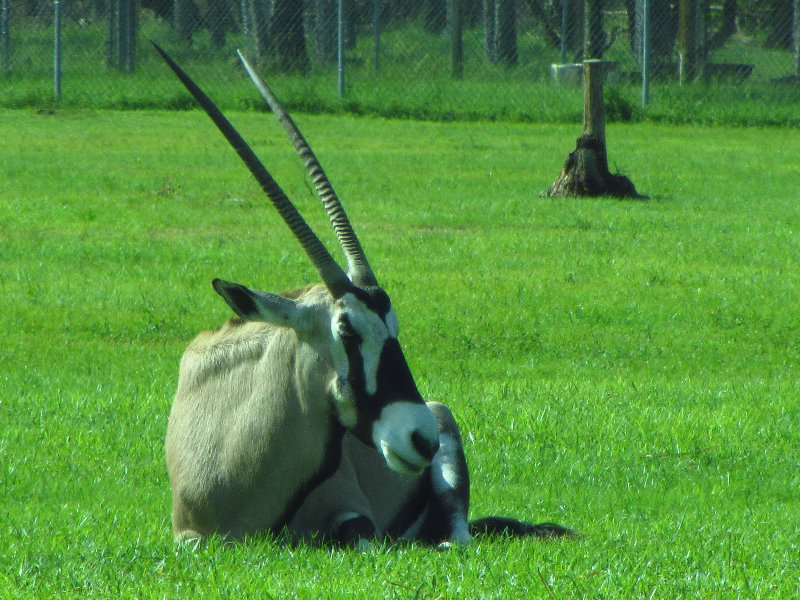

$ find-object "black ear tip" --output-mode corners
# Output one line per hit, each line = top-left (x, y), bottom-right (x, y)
(212, 278), (250, 302)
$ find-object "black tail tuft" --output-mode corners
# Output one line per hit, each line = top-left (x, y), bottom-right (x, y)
(469, 516), (579, 539)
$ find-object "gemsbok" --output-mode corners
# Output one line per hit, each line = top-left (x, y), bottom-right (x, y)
(155, 42), (575, 545)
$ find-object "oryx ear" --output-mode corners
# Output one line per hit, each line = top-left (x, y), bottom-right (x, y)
(212, 278), (306, 329)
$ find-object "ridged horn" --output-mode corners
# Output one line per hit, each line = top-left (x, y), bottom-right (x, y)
(236, 50), (379, 290)
(150, 41), (353, 299)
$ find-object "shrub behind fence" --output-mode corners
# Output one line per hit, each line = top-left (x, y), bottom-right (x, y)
(2, 0), (799, 124)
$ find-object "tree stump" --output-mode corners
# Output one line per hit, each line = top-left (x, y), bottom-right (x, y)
(547, 60), (645, 199)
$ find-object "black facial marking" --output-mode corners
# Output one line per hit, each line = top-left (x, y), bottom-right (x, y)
(411, 431), (440, 463)
(338, 287), (423, 446)
(350, 287), (392, 319)
(339, 316), (364, 379)
(348, 337), (424, 444)
(338, 315), (360, 343)
(375, 338), (422, 402)
(338, 314), (374, 446)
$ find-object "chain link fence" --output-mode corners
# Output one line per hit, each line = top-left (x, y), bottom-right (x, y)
(1, 0), (799, 123)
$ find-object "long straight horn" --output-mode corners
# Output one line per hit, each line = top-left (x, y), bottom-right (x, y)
(150, 41), (353, 299)
(236, 50), (379, 289)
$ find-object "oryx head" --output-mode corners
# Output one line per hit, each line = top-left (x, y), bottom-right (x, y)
(153, 43), (439, 476)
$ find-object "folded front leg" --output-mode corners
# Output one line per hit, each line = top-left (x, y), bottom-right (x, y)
(290, 444), (376, 546)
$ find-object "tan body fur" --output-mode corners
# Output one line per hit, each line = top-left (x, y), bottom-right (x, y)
(166, 286), (342, 540)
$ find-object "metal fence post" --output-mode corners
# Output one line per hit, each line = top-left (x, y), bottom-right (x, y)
(450, 0), (463, 79)
(373, 0), (380, 73)
(337, 0), (345, 96)
(560, 0), (567, 64)
(641, 0), (650, 106)
(794, 0), (799, 77)
(54, 0), (62, 101)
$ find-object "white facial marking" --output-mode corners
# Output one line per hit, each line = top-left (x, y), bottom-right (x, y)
(331, 376), (358, 428)
(335, 293), (391, 396)
(372, 402), (439, 475)
(361, 329), (386, 396)
(329, 317), (350, 374)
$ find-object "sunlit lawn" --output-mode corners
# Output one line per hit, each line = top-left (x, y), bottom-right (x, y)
(1, 109), (798, 598)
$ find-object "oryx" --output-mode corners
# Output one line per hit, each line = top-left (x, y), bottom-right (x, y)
(155, 43), (574, 545)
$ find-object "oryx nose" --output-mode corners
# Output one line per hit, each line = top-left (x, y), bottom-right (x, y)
(411, 430), (440, 463)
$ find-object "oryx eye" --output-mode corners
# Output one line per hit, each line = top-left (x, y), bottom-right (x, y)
(338, 318), (358, 341)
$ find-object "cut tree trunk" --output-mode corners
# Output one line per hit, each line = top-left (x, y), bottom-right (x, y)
(547, 60), (645, 199)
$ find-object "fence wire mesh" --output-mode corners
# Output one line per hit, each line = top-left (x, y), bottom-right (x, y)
(1, 0), (799, 122)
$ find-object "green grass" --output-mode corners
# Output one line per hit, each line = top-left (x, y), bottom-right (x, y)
(1, 109), (799, 598)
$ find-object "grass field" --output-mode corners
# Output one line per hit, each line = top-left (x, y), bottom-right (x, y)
(1, 108), (799, 598)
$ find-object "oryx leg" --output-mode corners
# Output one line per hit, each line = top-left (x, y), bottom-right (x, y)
(421, 401), (472, 545)
(291, 402), (472, 547)
(289, 445), (377, 546)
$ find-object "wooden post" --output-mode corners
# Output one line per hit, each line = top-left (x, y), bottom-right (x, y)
(546, 60), (644, 199)
(583, 59), (605, 152)
(174, 0), (190, 40)
(584, 0), (604, 60)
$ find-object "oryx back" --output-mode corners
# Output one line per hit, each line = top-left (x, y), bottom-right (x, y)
(167, 286), (345, 540)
